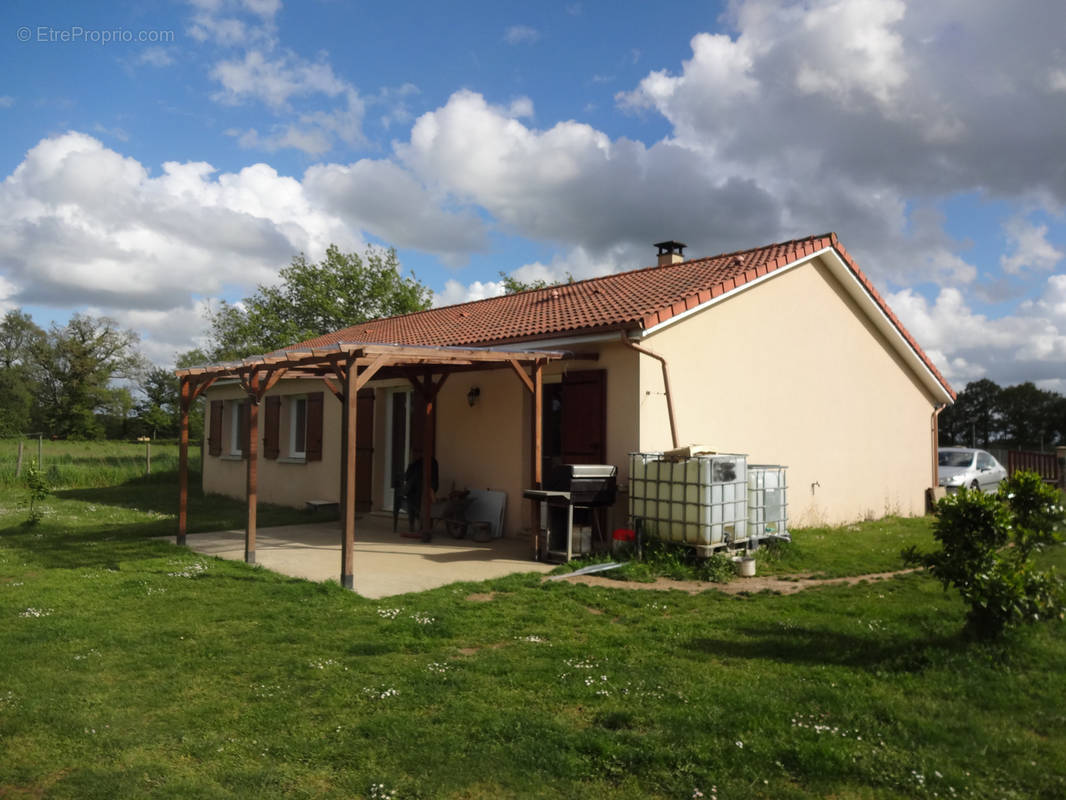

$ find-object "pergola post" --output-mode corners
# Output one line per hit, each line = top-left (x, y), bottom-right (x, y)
(341, 358), (357, 589)
(533, 360), (543, 488)
(177, 376), (191, 546)
(339, 382), (349, 530)
(508, 357), (546, 552)
(420, 368), (435, 540)
(245, 383), (259, 565)
(532, 361), (544, 548)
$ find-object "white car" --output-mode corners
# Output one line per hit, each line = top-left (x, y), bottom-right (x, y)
(937, 447), (1008, 493)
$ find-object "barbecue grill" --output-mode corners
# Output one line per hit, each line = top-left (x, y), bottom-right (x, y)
(523, 464), (618, 562)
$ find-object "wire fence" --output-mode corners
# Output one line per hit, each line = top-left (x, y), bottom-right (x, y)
(0, 437), (201, 490)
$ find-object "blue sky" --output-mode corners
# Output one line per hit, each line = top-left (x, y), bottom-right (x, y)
(1, 0), (1064, 392)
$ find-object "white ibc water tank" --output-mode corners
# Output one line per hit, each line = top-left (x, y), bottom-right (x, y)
(747, 465), (788, 541)
(629, 453), (749, 547)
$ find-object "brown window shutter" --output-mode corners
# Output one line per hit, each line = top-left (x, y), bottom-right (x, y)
(306, 392), (324, 461)
(208, 400), (223, 457)
(240, 401), (250, 459)
(264, 395), (281, 460)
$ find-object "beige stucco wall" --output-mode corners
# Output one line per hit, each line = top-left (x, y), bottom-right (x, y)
(433, 367), (529, 535)
(362, 346), (639, 537)
(201, 378), (343, 507)
(421, 345), (639, 536)
(637, 256), (937, 525)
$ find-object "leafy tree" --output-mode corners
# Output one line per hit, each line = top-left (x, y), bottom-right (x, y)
(0, 310), (45, 369)
(31, 314), (147, 439)
(0, 367), (35, 437)
(135, 366), (178, 439)
(0, 310), (45, 436)
(175, 348), (211, 371)
(903, 471), (1065, 640)
(134, 364), (207, 440)
(497, 271), (574, 295)
(100, 386), (137, 439)
(998, 382), (1059, 450)
(939, 378), (1003, 448)
(206, 245), (433, 361)
(939, 378), (1065, 450)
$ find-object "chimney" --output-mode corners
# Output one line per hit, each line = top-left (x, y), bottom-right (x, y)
(654, 240), (687, 267)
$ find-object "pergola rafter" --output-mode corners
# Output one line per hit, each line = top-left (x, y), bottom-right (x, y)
(175, 342), (565, 588)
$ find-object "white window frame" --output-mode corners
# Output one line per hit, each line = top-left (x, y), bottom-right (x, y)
(227, 399), (243, 457)
(288, 395), (308, 460)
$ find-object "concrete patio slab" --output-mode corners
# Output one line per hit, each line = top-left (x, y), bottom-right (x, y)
(180, 514), (554, 598)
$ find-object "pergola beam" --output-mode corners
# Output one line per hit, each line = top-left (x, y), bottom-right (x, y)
(354, 353), (391, 391)
(189, 376), (217, 403)
(174, 342), (567, 382)
(323, 377), (343, 401)
(507, 358), (534, 394)
(257, 367), (288, 398)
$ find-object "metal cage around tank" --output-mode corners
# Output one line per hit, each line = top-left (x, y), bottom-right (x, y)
(747, 464), (788, 542)
(628, 452), (749, 553)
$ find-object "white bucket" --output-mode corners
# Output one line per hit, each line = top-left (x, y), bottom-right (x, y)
(736, 557), (756, 577)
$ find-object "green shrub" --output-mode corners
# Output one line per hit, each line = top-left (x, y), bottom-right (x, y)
(22, 460), (50, 526)
(694, 552), (736, 583)
(613, 536), (737, 583)
(903, 470), (1065, 640)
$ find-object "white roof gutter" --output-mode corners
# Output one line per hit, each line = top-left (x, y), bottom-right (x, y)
(490, 331), (629, 351)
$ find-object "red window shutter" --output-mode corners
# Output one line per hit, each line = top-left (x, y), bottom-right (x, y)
(264, 395), (281, 460)
(208, 400), (223, 457)
(240, 401), (250, 459)
(306, 392), (324, 461)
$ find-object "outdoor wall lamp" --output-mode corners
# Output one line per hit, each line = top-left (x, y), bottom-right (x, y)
(467, 386), (481, 407)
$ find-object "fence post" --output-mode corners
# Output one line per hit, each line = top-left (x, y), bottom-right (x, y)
(15, 441), (24, 477)
(37, 434), (42, 470)
(1058, 446), (1066, 493)
(146, 439), (151, 475)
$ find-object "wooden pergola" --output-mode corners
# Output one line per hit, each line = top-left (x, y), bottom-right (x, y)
(174, 342), (566, 589)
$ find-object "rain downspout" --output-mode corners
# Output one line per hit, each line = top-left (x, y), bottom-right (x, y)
(931, 403), (947, 487)
(619, 332), (679, 449)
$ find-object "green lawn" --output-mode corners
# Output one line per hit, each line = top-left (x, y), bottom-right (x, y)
(1, 470), (1064, 799)
(755, 516), (940, 578)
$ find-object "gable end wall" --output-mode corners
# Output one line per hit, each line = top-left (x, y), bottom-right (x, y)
(638, 255), (937, 525)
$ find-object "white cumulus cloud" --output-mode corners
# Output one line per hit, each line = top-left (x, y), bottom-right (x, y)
(0, 132), (361, 358)
(1000, 217), (1063, 274)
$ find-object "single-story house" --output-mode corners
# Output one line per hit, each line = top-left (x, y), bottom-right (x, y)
(176, 233), (954, 581)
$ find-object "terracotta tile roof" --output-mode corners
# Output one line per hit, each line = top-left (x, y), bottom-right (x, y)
(292, 232), (954, 399)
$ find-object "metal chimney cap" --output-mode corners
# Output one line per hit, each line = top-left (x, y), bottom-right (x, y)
(653, 240), (687, 256)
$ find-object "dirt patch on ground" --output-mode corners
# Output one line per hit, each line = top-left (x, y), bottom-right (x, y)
(465, 592), (497, 603)
(550, 569), (917, 596)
